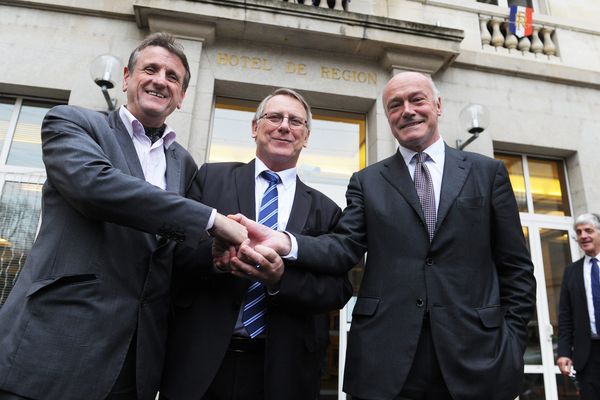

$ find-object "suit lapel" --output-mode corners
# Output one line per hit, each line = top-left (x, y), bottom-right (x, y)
(287, 178), (311, 234)
(573, 259), (588, 309)
(235, 160), (257, 220)
(165, 146), (182, 194)
(436, 145), (470, 230)
(109, 110), (145, 180)
(380, 151), (425, 224)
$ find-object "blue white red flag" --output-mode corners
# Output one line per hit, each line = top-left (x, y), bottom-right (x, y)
(509, 6), (533, 38)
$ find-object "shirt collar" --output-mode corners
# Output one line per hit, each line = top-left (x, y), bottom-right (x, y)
(118, 106), (177, 149)
(398, 136), (445, 166)
(254, 157), (296, 190)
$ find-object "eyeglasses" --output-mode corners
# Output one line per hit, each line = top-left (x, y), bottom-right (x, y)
(258, 112), (307, 129)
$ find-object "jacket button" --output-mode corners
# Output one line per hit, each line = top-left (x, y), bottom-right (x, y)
(416, 298), (424, 308)
(425, 258), (434, 266)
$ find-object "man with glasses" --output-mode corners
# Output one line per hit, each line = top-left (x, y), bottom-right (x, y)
(160, 88), (352, 400)
(558, 213), (600, 400)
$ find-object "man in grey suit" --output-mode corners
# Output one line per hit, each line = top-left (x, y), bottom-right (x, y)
(228, 71), (536, 400)
(558, 213), (600, 399)
(0, 33), (245, 400)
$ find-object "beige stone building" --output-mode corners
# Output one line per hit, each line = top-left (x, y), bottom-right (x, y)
(1, 0), (599, 398)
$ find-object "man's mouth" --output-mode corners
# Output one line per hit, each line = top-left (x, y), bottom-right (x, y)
(400, 120), (423, 129)
(147, 90), (166, 99)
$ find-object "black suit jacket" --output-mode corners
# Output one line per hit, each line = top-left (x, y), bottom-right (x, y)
(294, 145), (536, 400)
(160, 160), (352, 400)
(558, 258), (594, 371)
(0, 106), (213, 400)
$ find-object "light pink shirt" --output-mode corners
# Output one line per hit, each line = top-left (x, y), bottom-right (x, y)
(119, 106), (176, 190)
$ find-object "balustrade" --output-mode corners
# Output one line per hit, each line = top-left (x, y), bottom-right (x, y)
(479, 14), (558, 58)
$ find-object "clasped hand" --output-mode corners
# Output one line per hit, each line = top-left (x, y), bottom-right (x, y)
(212, 214), (291, 290)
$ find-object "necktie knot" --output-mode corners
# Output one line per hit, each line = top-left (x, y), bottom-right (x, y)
(414, 152), (428, 165)
(261, 170), (281, 186)
(592, 257), (598, 266)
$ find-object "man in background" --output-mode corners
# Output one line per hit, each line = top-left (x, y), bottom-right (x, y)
(558, 213), (600, 399)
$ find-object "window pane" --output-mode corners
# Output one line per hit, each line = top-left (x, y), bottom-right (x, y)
(521, 227), (543, 366)
(0, 98), (15, 158)
(0, 179), (43, 306)
(556, 373), (579, 399)
(528, 158), (570, 216)
(495, 153), (528, 212)
(521, 374), (545, 399)
(538, 228), (572, 360)
(6, 100), (53, 169)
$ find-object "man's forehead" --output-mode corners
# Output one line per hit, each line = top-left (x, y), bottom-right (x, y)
(265, 95), (306, 114)
(576, 223), (596, 231)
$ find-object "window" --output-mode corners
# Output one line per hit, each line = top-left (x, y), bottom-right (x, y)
(0, 96), (61, 171)
(496, 152), (578, 399)
(0, 94), (63, 306)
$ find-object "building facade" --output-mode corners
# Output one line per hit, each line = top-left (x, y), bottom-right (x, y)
(1, 0), (600, 398)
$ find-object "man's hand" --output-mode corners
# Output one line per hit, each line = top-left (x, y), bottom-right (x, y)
(228, 213), (291, 255)
(557, 356), (573, 376)
(230, 241), (284, 291)
(209, 213), (247, 245)
(212, 239), (236, 272)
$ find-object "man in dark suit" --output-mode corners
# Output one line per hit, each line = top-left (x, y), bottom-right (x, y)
(231, 71), (536, 400)
(160, 88), (352, 400)
(0, 33), (245, 400)
(558, 213), (600, 399)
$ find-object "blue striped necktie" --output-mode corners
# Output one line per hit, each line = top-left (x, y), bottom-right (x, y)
(242, 170), (281, 338)
(591, 258), (600, 335)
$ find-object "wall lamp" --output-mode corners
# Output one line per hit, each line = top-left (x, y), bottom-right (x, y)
(90, 54), (122, 111)
(456, 104), (490, 151)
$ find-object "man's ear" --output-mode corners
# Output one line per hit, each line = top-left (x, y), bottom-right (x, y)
(251, 120), (258, 139)
(303, 129), (310, 148)
(122, 67), (130, 92)
(177, 90), (186, 109)
(436, 97), (442, 117)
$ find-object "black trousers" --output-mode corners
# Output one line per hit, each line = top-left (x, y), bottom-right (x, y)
(578, 340), (600, 400)
(353, 317), (453, 400)
(201, 337), (266, 400)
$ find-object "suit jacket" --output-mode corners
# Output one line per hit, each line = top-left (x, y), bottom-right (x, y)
(558, 258), (594, 371)
(294, 145), (536, 400)
(160, 160), (352, 400)
(0, 105), (213, 400)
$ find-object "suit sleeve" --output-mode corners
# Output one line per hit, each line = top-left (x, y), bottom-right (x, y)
(271, 206), (353, 313)
(557, 265), (574, 358)
(294, 172), (369, 274)
(41, 105), (213, 248)
(490, 160), (537, 350)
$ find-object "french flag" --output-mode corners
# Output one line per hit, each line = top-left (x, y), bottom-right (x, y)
(509, 6), (533, 38)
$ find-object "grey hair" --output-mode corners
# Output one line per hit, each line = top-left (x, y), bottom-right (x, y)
(254, 88), (312, 130)
(574, 213), (600, 230)
(127, 32), (191, 91)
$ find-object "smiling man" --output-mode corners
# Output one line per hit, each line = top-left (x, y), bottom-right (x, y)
(0, 33), (246, 400)
(232, 72), (536, 400)
(558, 213), (600, 399)
(160, 88), (352, 400)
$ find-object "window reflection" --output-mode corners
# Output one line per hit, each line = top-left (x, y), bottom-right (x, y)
(539, 228), (572, 359)
(0, 99), (15, 155)
(495, 153), (527, 212)
(0, 179), (44, 306)
(6, 100), (54, 169)
(528, 157), (570, 216)
(520, 374), (545, 399)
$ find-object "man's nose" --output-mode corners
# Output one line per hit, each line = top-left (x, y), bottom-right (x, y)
(402, 103), (415, 117)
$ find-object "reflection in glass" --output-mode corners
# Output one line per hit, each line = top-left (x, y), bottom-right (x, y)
(522, 227), (542, 365)
(0, 180), (43, 306)
(7, 101), (53, 169)
(495, 153), (527, 212)
(0, 98), (15, 157)
(556, 373), (579, 399)
(528, 157), (570, 216)
(521, 374), (545, 399)
(539, 228), (572, 359)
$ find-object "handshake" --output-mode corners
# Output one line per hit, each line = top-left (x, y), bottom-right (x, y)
(208, 213), (292, 290)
